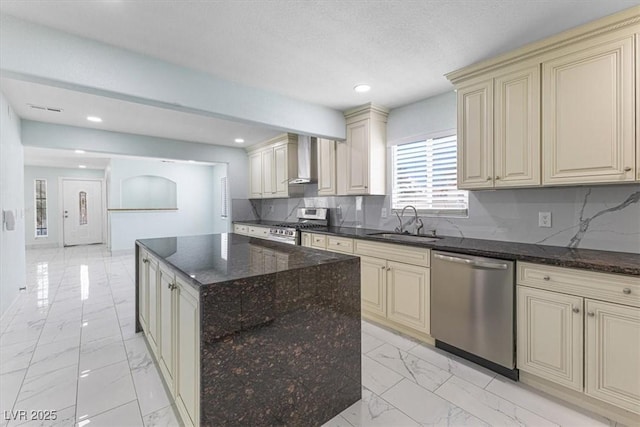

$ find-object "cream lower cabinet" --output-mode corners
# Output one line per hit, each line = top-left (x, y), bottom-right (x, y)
(517, 262), (640, 419)
(138, 249), (150, 332)
(158, 264), (176, 392)
(517, 286), (584, 391)
(147, 255), (160, 355)
(386, 261), (430, 334)
(174, 276), (200, 427)
(360, 256), (387, 317)
(301, 232), (312, 247)
(585, 299), (640, 413)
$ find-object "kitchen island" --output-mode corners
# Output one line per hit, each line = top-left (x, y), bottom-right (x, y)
(135, 233), (361, 427)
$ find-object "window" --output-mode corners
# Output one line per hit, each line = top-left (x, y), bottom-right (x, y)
(35, 179), (48, 236)
(392, 134), (468, 216)
(221, 176), (228, 218)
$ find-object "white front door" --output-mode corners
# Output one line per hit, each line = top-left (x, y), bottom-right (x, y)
(63, 179), (103, 246)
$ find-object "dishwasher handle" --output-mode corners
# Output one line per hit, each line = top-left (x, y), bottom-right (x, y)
(433, 253), (509, 270)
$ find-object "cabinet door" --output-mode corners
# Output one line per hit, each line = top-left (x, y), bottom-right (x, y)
(542, 35), (635, 185)
(138, 250), (149, 331)
(345, 118), (370, 194)
(262, 148), (274, 197)
(386, 261), (430, 334)
(301, 232), (312, 248)
(494, 65), (541, 187)
(175, 279), (200, 427)
(147, 258), (160, 354)
(636, 33), (640, 182)
(360, 256), (386, 317)
(585, 299), (640, 413)
(317, 138), (336, 195)
(158, 266), (175, 393)
(249, 152), (263, 198)
(274, 144), (289, 197)
(335, 140), (348, 195)
(517, 286), (583, 391)
(457, 79), (494, 189)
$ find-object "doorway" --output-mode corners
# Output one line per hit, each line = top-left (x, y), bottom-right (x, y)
(62, 179), (104, 246)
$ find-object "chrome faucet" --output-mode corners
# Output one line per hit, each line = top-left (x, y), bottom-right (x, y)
(394, 205), (424, 235)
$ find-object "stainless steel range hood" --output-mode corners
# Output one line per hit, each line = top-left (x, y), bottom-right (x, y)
(288, 135), (317, 184)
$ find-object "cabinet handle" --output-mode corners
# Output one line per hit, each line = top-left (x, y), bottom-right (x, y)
(142, 258), (148, 264)
(386, 267), (391, 271)
(495, 176), (500, 180)
(624, 166), (632, 172)
(336, 242), (341, 245)
(486, 177), (492, 181)
(380, 266), (385, 270)
(543, 275), (550, 281)
(572, 306), (580, 313)
(623, 288), (631, 295)
(587, 311), (595, 317)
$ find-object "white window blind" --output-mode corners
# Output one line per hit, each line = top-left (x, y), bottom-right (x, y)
(392, 134), (468, 216)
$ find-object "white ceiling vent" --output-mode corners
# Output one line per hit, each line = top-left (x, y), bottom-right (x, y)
(28, 103), (63, 112)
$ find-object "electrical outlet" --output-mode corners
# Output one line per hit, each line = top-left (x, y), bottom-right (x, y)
(381, 208), (387, 218)
(538, 212), (552, 228)
(269, 205), (274, 213)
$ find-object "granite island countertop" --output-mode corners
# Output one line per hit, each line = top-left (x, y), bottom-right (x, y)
(136, 232), (358, 289)
(233, 221), (640, 276)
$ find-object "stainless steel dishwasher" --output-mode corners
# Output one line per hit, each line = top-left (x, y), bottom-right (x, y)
(431, 251), (517, 379)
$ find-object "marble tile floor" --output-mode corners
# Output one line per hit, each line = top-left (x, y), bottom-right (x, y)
(0, 245), (622, 427)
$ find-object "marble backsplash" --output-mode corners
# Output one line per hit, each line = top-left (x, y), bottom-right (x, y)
(233, 184), (640, 253)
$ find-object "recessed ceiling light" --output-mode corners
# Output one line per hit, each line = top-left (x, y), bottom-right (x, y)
(75, 149), (86, 154)
(354, 84), (371, 93)
(78, 165), (87, 169)
(234, 138), (245, 144)
(87, 116), (102, 123)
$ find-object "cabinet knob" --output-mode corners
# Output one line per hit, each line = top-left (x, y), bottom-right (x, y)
(623, 288), (631, 295)
(624, 166), (632, 172)
(142, 258), (148, 264)
(572, 306), (580, 313)
(380, 266), (385, 270)
(386, 267), (391, 271)
(495, 176), (500, 180)
(543, 275), (550, 281)
(336, 242), (341, 245)
(587, 311), (595, 317)
(486, 177), (492, 181)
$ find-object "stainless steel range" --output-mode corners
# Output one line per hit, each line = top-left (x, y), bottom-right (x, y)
(266, 208), (329, 245)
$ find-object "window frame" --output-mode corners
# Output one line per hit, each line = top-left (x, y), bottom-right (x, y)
(390, 132), (468, 218)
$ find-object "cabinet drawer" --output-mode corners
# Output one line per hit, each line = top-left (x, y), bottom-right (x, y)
(233, 224), (248, 235)
(248, 226), (269, 238)
(326, 236), (354, 254)
(518, 262), (640, 308)
(354, 240), (430, 267)
(311, 234), (327, 249)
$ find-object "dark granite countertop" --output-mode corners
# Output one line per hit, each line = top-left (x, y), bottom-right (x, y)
(136, 233), (358, 289)
(232, 221), (640, 276)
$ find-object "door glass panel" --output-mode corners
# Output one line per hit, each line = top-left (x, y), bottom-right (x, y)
(79, 191), (87, 225)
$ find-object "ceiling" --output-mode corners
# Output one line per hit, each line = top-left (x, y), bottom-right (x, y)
(1, 0), (637, 160)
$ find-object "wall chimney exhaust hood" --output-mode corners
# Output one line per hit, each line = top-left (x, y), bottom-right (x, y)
(288, 135), (317, 184)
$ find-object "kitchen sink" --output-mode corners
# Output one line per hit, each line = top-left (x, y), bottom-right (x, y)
(366, 232), (442, 243)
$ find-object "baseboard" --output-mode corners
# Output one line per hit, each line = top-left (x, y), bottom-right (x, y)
(26, 242), (59, 249)
(520, 371), (640, 426)
(362, 312), (435, 346)
(108, 249), (136, 257)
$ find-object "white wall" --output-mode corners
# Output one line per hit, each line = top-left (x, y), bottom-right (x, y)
(108, 158), (216, 251)
(0, 92), (26, 316)
(23, 166), (105, 248)
(211, 164), (230, 234)
(387, 91), (456, 143)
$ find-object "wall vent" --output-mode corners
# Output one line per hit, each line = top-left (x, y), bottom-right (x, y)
(28, 104), (63, 112)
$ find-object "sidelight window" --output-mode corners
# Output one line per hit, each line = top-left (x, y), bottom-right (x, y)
(35, 179), (48, 237)
(391, 134), (468, 216)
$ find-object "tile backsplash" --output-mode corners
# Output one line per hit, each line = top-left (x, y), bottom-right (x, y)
(234, 184), (640, 253)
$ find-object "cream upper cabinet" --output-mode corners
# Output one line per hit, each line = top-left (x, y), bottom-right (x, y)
(247, 133), (302, 199)
(457, 79), (494, 189)
(262, 148), (275, 197)
(249, 152), (262, 198)
(494, 64), (541, 187)
(542, 33), (636, 185)
(360, 255), (387, 317)
(517, 286), (584, 391)
(386, 261), (430, 334)
(341, 104), (388, 195)
(317, 138), (336, 195)
(585, 299), (640, 414)
(446, 9), (639, 190)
